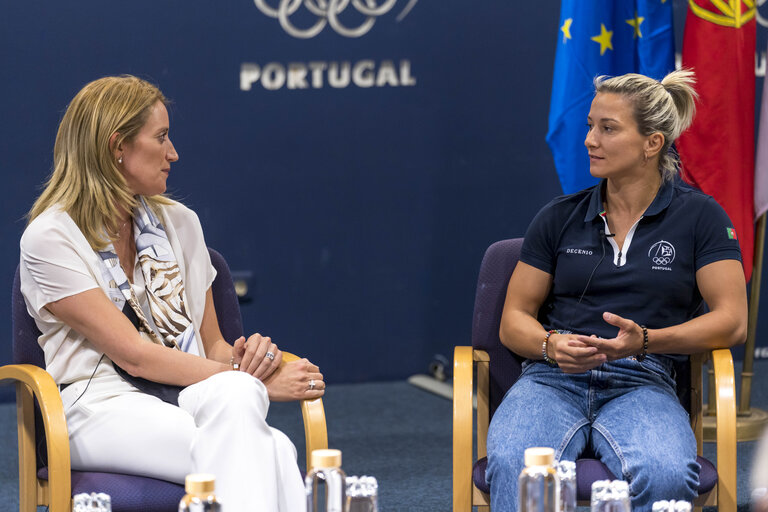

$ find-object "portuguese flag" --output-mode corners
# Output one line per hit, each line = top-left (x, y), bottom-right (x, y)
(676, 1), (755, 281)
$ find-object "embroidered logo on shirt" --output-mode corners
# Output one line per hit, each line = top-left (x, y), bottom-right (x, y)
(566, 248), (593, 256)
(727, 227), (738, 240)
(648, 240), (675, 271)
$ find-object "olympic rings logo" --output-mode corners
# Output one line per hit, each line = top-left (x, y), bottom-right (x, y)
(759, 0), (768, 27)
(253, 0), (419, 38)
(648, 241), (676, 267)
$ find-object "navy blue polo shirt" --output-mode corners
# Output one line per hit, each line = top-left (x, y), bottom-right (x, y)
(521, 179), (742, 344)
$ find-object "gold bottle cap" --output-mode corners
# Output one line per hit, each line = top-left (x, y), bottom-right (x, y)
(185, 473), (216, 494)
(524, 447), (555, 467)
(311, 449), (342, 468)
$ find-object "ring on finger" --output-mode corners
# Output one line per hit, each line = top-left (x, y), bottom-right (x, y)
(308, 379), (316, 390)
(265, 351), (275, 361)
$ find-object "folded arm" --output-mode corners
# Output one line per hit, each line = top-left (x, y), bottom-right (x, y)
(575, 259), (748, 359)
(45, 288), (229, 387)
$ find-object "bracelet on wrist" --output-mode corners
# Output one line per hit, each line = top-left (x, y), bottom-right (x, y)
(542, 330), (558, 366)
(636, 325), (648, 362)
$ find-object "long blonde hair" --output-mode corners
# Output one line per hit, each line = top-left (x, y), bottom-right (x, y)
(29, 75), (172, 249)
(594, 69), (698, 181)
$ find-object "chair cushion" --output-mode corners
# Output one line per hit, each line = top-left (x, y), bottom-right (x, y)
(472, 455), (717, 498)
(38, 468), (185, 512)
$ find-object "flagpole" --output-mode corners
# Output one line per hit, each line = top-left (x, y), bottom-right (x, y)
(705, 213), (768, 442)
(740, 213), (766, 412)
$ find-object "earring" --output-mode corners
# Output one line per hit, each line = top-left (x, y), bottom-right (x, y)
(643, 152), (648, 164)
(118, 156), (123, 164)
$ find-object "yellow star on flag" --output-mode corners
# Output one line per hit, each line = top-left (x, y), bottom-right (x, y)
(561, 18), (573, 42)
(626, 12), (644, 38)
(591, 23), (613, 56)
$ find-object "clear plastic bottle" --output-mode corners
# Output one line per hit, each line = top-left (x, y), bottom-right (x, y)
(178, 473), (222, 512)
(556, 460), (577, 512)
(73, 492), (111, 511)
(345, 475), (378, 512)
(590, 480), (631, 512)
(305, 449), (346, 512)
(652, 500), (692, 512)
(518, 447), (559, 512)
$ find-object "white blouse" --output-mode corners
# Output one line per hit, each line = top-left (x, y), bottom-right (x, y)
(19, 200), (216, 385)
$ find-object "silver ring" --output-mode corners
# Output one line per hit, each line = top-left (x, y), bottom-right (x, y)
(308, 379), (316, 390)
(265, 351), (275, 361)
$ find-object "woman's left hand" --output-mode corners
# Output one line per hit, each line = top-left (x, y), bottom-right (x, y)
(233, 333), (282, 380)
(574, 312), (644, 360)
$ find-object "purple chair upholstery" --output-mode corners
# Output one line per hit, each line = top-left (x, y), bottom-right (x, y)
(11, 247), (243, 511)
(468, 239), (717, 500)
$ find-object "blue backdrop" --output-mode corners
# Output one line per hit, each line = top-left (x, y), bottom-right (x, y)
(1, 0), (767, 396)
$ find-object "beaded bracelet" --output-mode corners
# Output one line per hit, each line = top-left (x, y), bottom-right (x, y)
(636, 325), (648, 362)
(542, 330), (558, 366)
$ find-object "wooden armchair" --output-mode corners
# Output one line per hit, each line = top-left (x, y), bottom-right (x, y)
(3, 247), (328, 511)
(452, 238), (736, 512)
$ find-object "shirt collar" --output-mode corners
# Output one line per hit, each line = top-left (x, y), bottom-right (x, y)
(584, 178), (674, 222)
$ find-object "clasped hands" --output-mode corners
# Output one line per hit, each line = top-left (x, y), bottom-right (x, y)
(231, 333), (325, 401)
(547, 312), (644, 373)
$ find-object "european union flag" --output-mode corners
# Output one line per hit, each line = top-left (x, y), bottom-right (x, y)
(546, 0), (675, 194)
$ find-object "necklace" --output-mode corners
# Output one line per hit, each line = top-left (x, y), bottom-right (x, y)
(115, 218), (132, 239)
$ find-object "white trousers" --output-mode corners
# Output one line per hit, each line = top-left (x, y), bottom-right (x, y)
(60, 370), (306, 512)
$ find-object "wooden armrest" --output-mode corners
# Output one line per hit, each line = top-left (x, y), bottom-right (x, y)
(0, 363), (71, 511)
(281, 352), (328, 470)
(710, 348), (736, 512)
(453, 346), (476, 512)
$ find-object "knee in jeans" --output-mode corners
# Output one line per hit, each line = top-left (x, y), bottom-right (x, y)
(630, 457), (698, 502)
(486, 442), (526, 486)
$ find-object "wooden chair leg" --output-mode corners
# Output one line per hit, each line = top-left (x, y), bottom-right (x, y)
(711, 349), (737, 512)
(16, 383), (37, 512)
(453, 346), (474, 512)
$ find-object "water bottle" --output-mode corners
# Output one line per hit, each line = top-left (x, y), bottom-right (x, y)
(556, 460), (576, 512)
(652, 500), (692, 512)
(178, 473), (221, 512)
(73, 492), (111, 511)
(306, 449), (346, 512)
(345, 475), (378, 512)
(591, 480), (631, 512)
(518, 447), (559, 512)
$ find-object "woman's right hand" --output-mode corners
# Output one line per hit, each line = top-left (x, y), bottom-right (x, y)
(262, 358), (325, 402)
(548, 333), (606, 374)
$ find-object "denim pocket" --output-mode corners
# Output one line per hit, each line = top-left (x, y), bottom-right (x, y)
(520, 359), (542, 377)
(637, 356), (676, 389)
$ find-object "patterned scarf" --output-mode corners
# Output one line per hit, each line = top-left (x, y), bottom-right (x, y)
(97, 197), (198, 355)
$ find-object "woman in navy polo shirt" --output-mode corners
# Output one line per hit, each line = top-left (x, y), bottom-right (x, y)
(486, 70), (747, 511)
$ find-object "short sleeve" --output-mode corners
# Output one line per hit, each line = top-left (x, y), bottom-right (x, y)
(178, 205), (216, 291)
(519, 200), (560, 275)
(694, 196), (743, 270)
(20, 215), (100, 316)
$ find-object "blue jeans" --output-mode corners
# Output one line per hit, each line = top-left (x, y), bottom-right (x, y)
(486, 356), (699, 512)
